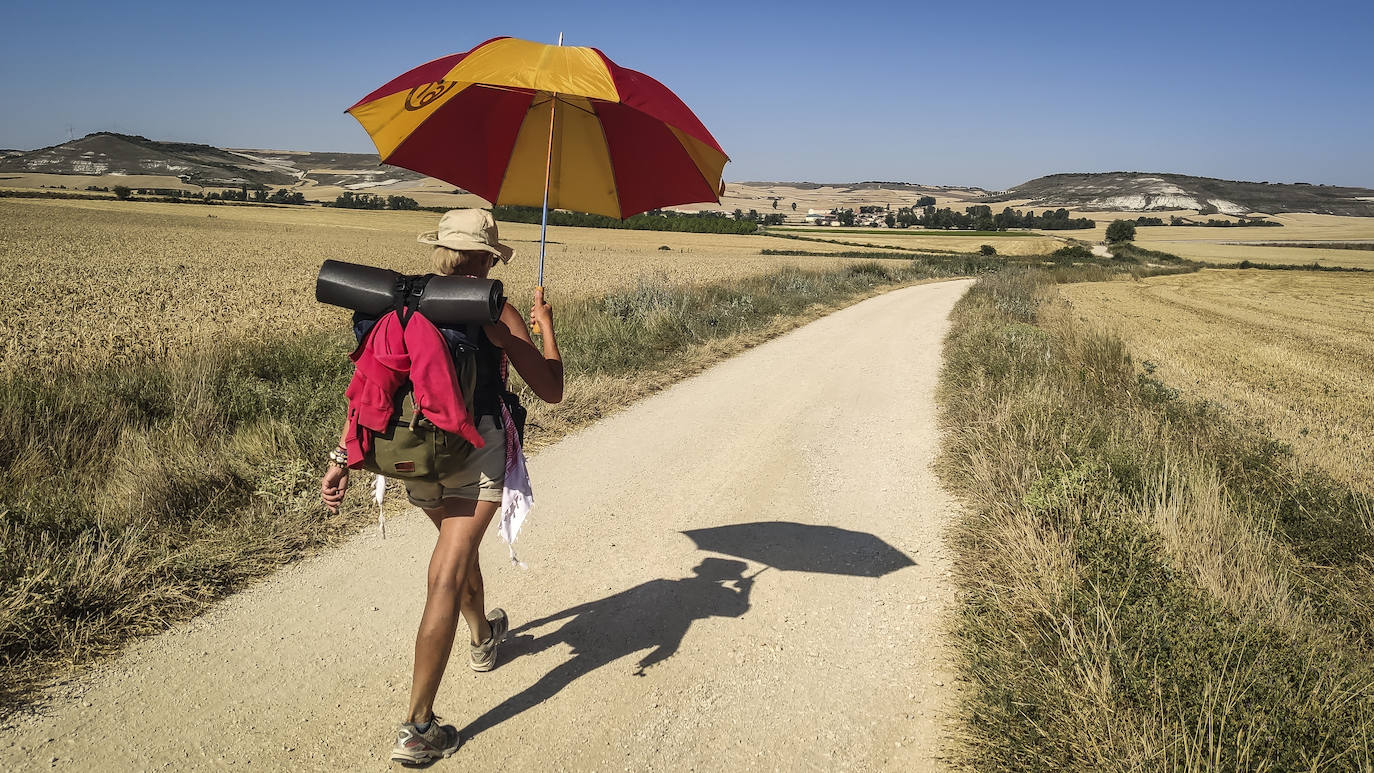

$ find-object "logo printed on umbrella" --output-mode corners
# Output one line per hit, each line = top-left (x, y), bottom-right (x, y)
(404, 81), (457, 111)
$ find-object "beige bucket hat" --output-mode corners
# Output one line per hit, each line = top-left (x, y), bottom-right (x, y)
(417, 208), (515, 263)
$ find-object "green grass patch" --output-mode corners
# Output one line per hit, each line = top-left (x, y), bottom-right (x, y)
(1228, 259), (1370, 273)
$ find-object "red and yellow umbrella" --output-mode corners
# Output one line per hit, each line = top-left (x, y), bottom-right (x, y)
(346, 36), (729, 221)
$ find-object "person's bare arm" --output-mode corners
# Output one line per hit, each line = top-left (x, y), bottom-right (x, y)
(321, 423), (350, 513)
(485, 288), (563, 403)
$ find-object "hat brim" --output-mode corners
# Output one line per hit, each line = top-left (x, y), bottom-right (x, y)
(417, 231), (515, 263)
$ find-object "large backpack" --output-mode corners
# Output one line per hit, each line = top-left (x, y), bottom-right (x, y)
(353, 314), (524, 480)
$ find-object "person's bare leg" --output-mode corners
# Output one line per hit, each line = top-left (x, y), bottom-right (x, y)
(407, 498), (498, 724)
(461, 548), (490, 645)
(426, 506), (491, 645)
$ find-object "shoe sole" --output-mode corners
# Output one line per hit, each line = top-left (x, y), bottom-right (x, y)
(390, 746), (459, 765)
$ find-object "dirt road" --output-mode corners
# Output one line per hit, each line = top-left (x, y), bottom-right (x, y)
(1, 279), (972, 771)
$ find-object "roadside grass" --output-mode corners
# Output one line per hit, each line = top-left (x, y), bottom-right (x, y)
(0, 258), (975, 710)
(937, 267), (1374, 770)
(1107, 242), (1194, 264)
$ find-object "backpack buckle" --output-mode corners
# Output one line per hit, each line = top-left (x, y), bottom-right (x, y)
(392, 275), (433, 328)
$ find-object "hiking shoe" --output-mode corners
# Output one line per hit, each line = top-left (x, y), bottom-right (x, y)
(390, 715), (461, 765)
(469, 608), (509, 672)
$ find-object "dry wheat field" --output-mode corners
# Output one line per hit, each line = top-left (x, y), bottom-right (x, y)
(1062, 269), (1374, 492)
(0, 198), (874, 371)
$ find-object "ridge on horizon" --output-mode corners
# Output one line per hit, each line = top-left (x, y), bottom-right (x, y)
(3, 133), (1373, 216)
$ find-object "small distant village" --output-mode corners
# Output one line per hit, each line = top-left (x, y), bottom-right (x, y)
(689, 195), (944, 229)
(800, 207), (895, 228)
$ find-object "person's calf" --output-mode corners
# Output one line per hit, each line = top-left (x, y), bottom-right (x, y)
(463, 604), (492, 645)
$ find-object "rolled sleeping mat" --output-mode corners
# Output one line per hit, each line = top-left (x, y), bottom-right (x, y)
(316, 260), (505, 324)
(316, 260), (401, 316)
(416, 275), (504, 325)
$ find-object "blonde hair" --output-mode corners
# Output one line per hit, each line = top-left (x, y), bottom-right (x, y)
(432, 246), (492, 276)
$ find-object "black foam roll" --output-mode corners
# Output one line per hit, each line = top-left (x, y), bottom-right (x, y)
(315, 260), (504, 324)
(315, 260), (400, 316)
(416, 275), (504, 325)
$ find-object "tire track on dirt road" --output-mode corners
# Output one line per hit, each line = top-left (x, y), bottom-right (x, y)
(1, 278), (973, 771)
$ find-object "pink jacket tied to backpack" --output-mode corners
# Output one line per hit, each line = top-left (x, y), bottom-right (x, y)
(344, 309), (483, 468)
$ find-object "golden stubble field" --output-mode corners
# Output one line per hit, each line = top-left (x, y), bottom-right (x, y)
(1061, 269), (1374, 492)
(0, 198), (881, 371)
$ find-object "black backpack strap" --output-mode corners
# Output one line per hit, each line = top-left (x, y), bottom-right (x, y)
(469, 323), (506, 420)
(392, 274), (433, 329)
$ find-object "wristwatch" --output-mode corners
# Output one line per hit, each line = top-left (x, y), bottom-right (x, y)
(327, 446), (349, 468)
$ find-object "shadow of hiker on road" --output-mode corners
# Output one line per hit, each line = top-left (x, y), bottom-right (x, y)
(460, 558), (756, 739)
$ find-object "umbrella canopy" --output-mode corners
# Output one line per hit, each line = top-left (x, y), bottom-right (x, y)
(347, 36), (728, 219)
(681, 522), (916, 578)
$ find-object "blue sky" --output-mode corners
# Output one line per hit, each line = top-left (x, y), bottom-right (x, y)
(2, 0), (1371, 190)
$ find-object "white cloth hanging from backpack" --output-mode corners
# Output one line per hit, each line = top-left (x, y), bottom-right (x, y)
(498, 399), (532, 568)
(373, 474), (388, 538)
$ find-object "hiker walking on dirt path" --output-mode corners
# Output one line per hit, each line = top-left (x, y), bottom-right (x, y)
(318, 209), (564, 765)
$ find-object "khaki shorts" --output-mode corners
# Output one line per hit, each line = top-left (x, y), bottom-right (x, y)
(403, 416), (505, 509)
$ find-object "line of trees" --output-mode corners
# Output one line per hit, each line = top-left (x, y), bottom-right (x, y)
(732, 209), (786, 226)
(1129, 215), (1282, 228)
(100, 184), (311, 205)
(492, 205), (759, 234)
(3, 186), (313, 207)
(263, 189), (306, 205)
(330, 192), (419, 210)
(888, 204), (1095, 231)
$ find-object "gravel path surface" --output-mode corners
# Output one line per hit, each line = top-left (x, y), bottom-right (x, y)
(1, 279), (972, 771)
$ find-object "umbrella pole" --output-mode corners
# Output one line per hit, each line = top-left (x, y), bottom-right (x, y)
(532, 32), (563, 336)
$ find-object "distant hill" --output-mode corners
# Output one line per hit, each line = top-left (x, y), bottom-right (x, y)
(0, 133), (428, 190)
(991, 172), (1374, 216)
(739, 181), (990, 195)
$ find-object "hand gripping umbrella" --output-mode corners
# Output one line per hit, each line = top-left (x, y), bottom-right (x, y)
(347, 35), (730, 331)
